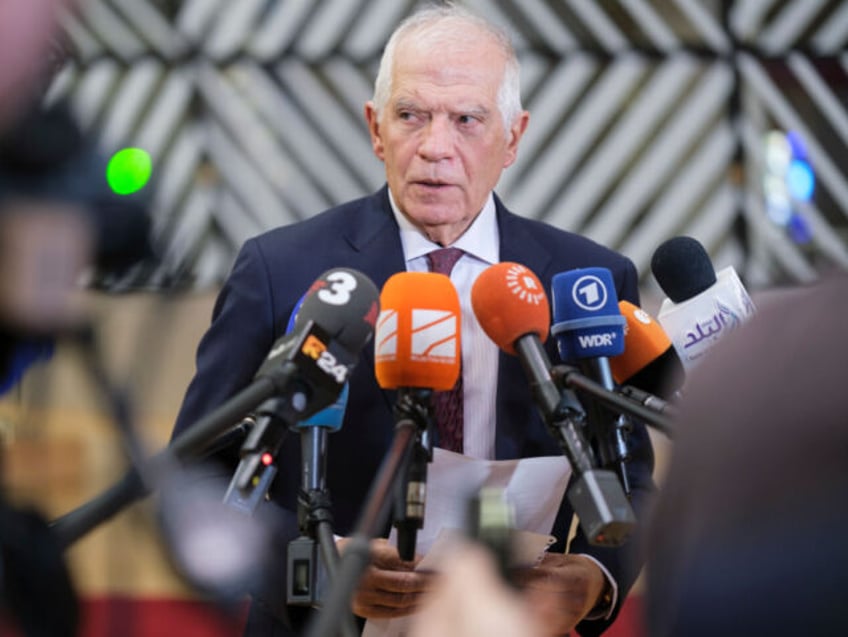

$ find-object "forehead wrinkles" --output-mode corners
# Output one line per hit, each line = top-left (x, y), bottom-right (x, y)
(391, 36), (505, 101)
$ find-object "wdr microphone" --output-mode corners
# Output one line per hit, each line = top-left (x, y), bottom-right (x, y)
(651, 236), (755, 370)
(550, 267), (630, 491)
(376, 271), (461, 560)
(472, 262), (635, 547)
(551, 268), (626, 363)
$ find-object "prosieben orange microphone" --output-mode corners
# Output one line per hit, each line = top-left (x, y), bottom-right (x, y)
(375, 271), (461, 390)
(610, 300), (685, 400)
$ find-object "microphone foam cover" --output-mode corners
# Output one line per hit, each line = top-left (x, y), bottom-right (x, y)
(550, 267), (625, 361)
(470, 262), (549, 356)
(297, 268), (380, 355)
(610, 301), (673, 384)
(650, 236), (717, 303)
(375, 272), (461, 390)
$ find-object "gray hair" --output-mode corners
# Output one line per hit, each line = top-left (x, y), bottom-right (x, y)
(371, 4), (523, 132)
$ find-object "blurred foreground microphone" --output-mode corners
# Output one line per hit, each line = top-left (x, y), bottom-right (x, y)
(0, 100), (153, 390)
(651, 236), (755, 370)
(472, 262), (635, 546)
(610, 301), (685, 414)
(550, 268), (631, 490)
(376, 271), (461, 560)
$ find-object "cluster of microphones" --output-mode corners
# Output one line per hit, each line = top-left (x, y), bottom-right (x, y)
(48, 234), (757, 635)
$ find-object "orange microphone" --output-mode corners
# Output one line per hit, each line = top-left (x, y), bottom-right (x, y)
(375, 271), (461, 391)
(610, 300), (685, 400)
(470, 261), (549, 355)
(374, 271), (461, 561)
(471, 261), (574, 433)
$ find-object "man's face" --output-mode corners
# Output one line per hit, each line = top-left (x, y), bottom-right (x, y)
(365, 32), (528, 246)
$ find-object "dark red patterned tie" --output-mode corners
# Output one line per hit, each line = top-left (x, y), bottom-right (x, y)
(426, 248), (464, 453)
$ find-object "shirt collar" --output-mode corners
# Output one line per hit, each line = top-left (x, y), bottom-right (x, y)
(388, 189), (499, 266)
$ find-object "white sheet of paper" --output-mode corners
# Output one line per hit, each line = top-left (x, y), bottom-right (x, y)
(362, 449), (572, 637)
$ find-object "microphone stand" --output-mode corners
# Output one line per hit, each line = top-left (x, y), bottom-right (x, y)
(551, 365), (675, 438)
(573, 357), (632, 496)
(287, 425), (359, 637)
(512, 337), (636, 547)
(303, 387), (432, 637)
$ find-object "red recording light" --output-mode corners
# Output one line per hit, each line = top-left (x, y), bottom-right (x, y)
(261, 452), (273, 466)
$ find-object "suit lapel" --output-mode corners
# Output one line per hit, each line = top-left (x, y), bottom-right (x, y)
(341, 188), (406, 412)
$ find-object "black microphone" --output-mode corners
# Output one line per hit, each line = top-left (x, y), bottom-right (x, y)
(223, 291), (309, 516)
(471, 262), (635, 547)
(651, 236), (756, 371)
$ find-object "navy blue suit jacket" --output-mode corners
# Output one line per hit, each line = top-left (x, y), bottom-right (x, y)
(173, 187), (655, 636)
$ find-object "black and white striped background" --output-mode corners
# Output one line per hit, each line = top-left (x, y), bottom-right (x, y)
(50, 0), (848, 293)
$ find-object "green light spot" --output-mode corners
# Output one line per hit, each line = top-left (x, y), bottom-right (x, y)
(106, 147), (152, 195)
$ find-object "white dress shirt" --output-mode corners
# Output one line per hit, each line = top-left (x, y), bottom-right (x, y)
(388, 190), (500, 459)
(387, 190), (619, 618)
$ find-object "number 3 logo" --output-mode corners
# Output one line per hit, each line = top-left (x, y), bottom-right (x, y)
(317, 271), (357, 306)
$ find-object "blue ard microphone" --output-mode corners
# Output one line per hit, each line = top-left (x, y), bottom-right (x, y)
(550, 268), (631, 491)
(551, 267), (626, 362)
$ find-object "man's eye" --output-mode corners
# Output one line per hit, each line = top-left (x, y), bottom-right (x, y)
(458, 115), (478, 125)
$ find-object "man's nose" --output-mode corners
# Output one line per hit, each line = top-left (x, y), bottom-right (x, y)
(418, 117), (454, 161)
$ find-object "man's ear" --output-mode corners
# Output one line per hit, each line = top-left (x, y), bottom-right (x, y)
(503, 110), (530, 169)
(364, 101), (385, 161)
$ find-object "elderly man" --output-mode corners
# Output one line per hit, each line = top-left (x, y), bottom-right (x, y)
(174, 5), (654, 636)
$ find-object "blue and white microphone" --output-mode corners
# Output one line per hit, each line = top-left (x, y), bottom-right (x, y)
(550, 268), (631, 490)
(551, 268), (626, 364)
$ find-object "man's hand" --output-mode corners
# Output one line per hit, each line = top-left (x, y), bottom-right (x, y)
(336, 537), (433, 619)
(511, 553), (607, 637)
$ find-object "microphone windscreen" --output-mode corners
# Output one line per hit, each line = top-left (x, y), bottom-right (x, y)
(650, 236), (717, 303)
(375, 272), (461, 390)
(470, 262), (549, 356)
(550, 267), (625, 361)
(610, 301), (685, 397)
(610, 300), (672, 383)
(297, 268), (380, 355)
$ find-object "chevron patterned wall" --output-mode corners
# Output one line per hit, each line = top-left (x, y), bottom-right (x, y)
(49, 0), (848, 293)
